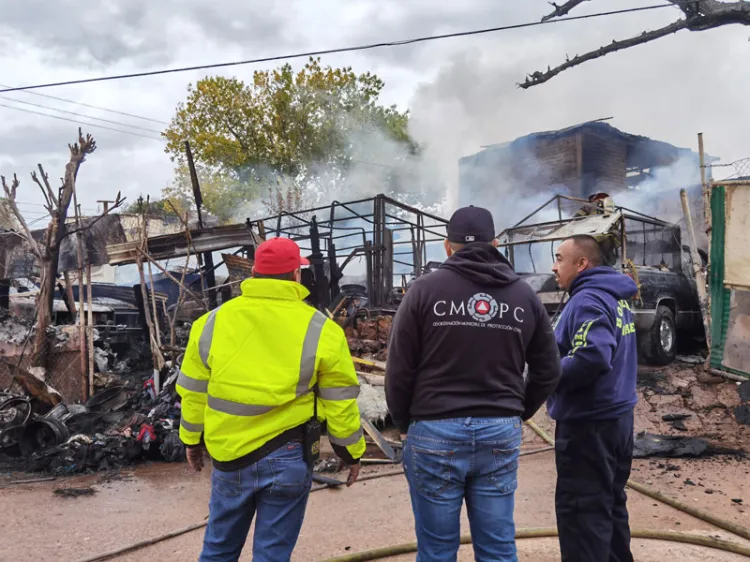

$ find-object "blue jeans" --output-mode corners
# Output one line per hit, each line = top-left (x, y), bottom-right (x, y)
(199, 441), (313, 562)
(403, 417), (522, 562)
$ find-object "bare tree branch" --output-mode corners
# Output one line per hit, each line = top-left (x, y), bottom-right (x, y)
(521, 2), (750, 89)
(62, 191), (126, 238)
(1, 173), (43, 259)
(520, 19), (689, 88)
(541, 0), (589, 23)
(31, 171), (53, 214)
(30, 164), (58, 212)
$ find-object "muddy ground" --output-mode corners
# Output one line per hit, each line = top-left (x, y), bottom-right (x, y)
(0, 451), (748, 561)
(0, 361), (748, 561)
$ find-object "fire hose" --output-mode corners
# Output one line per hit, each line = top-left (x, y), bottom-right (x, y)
(75, 422), (750, 562)
(319, 529), (750, 561)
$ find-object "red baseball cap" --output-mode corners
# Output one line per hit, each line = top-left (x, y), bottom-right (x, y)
(254, 237), (309, 275)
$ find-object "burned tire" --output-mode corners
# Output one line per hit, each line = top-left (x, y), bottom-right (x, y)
(639, 305), (677, 366)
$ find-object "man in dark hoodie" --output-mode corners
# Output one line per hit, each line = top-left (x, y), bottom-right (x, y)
(385, 205), (561, 562)
(547, 234), (639, 562)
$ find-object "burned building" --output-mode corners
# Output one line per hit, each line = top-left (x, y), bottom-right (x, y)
(458, 120), (715, 246)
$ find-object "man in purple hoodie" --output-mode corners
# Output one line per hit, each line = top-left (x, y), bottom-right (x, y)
(547, 234), (639, 562)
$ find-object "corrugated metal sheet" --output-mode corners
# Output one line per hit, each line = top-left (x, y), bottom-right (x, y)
(500, 211), (622, 245)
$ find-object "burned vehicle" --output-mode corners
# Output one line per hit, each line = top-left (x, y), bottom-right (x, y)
(496, 195), (704, 365)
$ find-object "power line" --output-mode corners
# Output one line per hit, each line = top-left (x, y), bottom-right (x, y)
(0, 95), (163, 134)
(0, 4), (677, 95)
(0, 102), (164, 141)
(0, 83), (168, 124)
(15, 201), (100, 213)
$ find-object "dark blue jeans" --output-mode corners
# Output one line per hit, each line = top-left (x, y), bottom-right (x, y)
(199, 441), (313, 562)
(403, 417), (523, 562)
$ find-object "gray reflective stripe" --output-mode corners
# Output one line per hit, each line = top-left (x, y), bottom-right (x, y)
(318, 385), (360, 401)
(198, 307), (222, 369)
(200, 309), (327, 419)
(329, 426), (363, 447)
(180, 418), (204, 433)
(208, 395), (275, 417)
(296, 311), (327, 397)
(176, 370), (208, 393)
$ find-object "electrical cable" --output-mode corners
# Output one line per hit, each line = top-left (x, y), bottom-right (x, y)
(0, 102), (163, 141)
(0, 96), (163, 134)
(0, 83), (168, 124)
(0, 4), (680, 95)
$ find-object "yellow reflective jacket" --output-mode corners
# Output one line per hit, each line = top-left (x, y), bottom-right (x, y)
(176, 278), (366, 464)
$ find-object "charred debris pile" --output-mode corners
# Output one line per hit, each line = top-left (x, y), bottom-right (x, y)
(0, 195), (446, 474)
(1, 175), (745, 475)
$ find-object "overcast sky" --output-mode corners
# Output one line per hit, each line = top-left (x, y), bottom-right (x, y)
(0, 0), (747, 227)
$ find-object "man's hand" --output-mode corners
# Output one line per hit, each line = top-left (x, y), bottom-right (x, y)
(400, 433), (407, 442)
(338, 460), (361, 487)
(346, 462), (360, 487)
(186, 446), (205, 472)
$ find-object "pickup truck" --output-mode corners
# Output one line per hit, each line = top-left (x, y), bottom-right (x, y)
(496, 196), (705, 365)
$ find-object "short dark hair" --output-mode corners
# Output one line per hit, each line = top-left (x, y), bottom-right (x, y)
(568, 234), (603, 267)
(253, 270), (297, 281)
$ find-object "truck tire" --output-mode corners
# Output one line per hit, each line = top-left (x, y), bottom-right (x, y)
(639, 305), (677, 366)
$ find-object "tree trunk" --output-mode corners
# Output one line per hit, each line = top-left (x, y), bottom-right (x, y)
(32, 255), (55, 367)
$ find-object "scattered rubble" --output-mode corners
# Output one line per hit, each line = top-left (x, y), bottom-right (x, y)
(635, 361), (750, 449)
(633, 432), (742, 459)
(0, 366), (185, 475)
(53, 486), (96, 498)
(344, 315), (391, 364)
(0, 311), (33, 346)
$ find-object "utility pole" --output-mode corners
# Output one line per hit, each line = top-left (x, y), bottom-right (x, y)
(97, 200), (114, 213)
(184, 141), (217, 310)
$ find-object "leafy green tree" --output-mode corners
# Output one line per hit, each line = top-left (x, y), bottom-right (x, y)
(162, 57), (417, 216)
(124, 195), (177, 217)
(162, 164), (261, 224)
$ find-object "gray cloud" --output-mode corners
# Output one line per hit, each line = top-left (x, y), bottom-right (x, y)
(407, 12), (750, 217)
(0, 0), (292, 67)
(1, 0), (748, 232)
(329, 1), (533, 69)
(0, 119), (146, 157)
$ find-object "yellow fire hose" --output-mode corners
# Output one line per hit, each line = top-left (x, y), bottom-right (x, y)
(76, 420), (750, 561)
(318, 419), (750, 561)
(524, 419), (750, 542)
(318, 528), (750, 561)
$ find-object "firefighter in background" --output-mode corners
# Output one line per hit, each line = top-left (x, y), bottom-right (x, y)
(177, 236), (365, 562)
(574, 192), (615, 217)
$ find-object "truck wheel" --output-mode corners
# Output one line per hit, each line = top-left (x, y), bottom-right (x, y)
(639, 305), (677, 365)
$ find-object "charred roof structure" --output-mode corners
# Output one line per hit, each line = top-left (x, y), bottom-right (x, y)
(246, 194), (448, 312)
(458, 120), (717, 203)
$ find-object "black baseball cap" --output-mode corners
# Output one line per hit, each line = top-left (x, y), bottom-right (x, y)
(446, 205), (495, 244)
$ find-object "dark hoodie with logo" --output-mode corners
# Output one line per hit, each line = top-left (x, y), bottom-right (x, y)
(546, 267), (639, 422)
(385, 243), (561, 433)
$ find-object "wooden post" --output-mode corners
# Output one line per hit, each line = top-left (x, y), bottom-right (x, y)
(73, 196), (88, 399)
(698, 133), (710, 226)
(681, 188), (711, 349)
(86, 263), (95, 395)
(185, 141), (217, 309)
(137, 257), (164, 378)
(137, 212), (164, 392)
(146, 260), (162, 348)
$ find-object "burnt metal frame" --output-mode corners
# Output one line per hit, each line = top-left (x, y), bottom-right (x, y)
(496, 194), (678, 273)
(246, 194), (448, 310)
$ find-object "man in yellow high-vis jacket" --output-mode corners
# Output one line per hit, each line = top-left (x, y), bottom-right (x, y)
(177, 236), (365, 562)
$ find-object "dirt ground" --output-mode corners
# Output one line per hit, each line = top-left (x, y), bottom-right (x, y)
(0, 447), (748, 562)
(1, 361), (748, 561)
